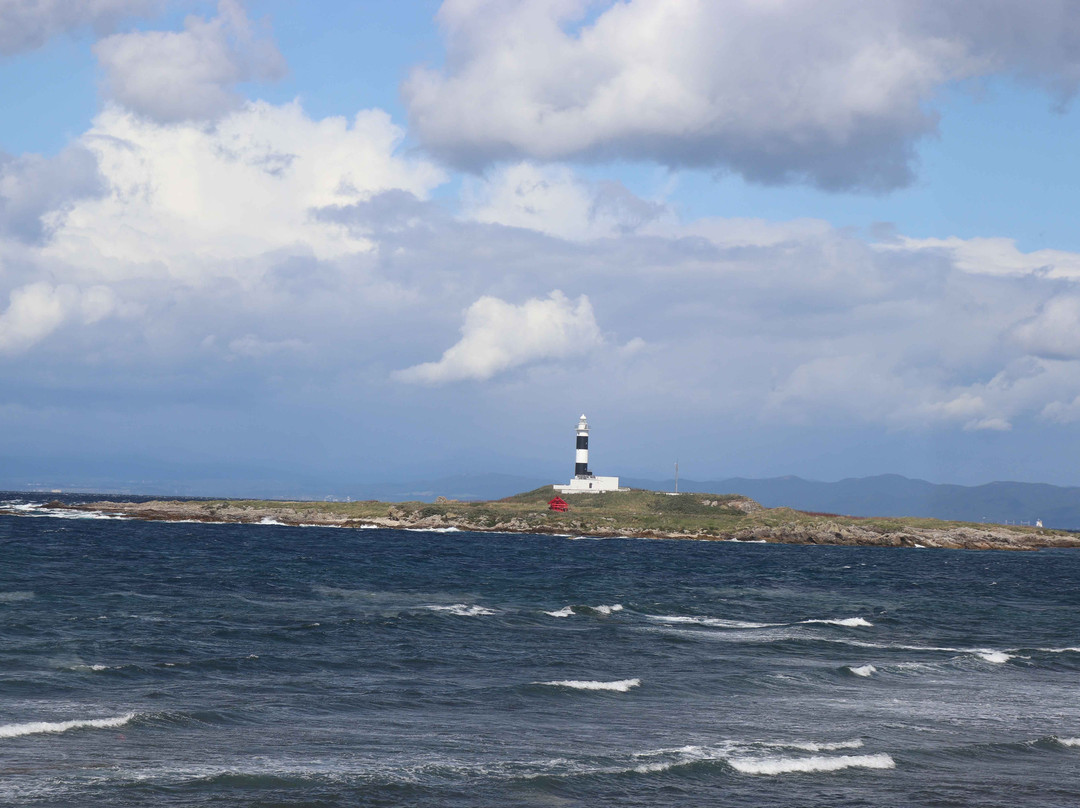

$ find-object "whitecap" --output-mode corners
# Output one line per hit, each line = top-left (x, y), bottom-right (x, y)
(538, 678), (640, 692)
(847, 664), (877, 677)
(975, 650), (1013, 664)
(0, 591), (34, 602)
(424, 604), (498, 616)
(1057, 737), (1080, 747)
(258, 517), (287, 526)
(0, 713), (134, 738)
(768, 739), (865, 752)
(728, 752), (894, 776)
(592, 604), (623, 615)
(801, 618), (874, 628)
(544, 606), (575, 618)
(646, 614), (777, 629)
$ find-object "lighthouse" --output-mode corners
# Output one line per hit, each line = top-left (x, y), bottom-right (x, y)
(574, 413), (590, 477)
(554, 413), (622, 494)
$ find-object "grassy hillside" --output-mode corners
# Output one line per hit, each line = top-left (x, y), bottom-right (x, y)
(136, 486), (1058, 542)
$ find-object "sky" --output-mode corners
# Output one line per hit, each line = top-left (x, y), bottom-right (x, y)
(5, 0), (1080, 495)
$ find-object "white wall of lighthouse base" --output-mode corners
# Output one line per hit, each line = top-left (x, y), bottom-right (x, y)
(553, 476), (622, 494)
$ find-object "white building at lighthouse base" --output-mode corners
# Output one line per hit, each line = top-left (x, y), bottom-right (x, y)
(554, 475), (621, 495)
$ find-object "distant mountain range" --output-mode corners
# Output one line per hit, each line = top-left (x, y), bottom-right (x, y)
(623, 474), (1080, 530)
(354, 472), (1080, 530)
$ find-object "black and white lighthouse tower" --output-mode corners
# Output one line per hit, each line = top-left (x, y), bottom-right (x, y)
(574, 414), (591, 477)
(555, 413), (621, 494)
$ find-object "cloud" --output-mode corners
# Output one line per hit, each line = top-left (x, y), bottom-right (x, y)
(406, 0), (1080, 190)
(0, 0), (163, 56)
(883, 235), (1080, 279)
(0, 145), (104, 244)
(42, 101), (444, 281)
(1013, 296), (1080, 359)
(463, 162), (668, 240)
(394, 291), (604, 383)
(0, 282), (119, 353)
(93, 0), (286, 122)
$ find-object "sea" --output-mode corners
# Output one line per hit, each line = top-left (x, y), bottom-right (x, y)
(3, 493), (1080, 807)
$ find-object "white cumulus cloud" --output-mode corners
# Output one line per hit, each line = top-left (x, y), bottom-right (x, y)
(395, 290), (604, 383)
(0, 282), (119, 354)
(407, 0), (1080, 190)
(42, 101), (445, 282)
(93, 0), (286, 122)
(463, 161), (667, 240)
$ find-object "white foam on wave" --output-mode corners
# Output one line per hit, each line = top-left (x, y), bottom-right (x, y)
(646, 614), (777, 629)
(801, 617), (874, 628)
(0, 713), (135, 738)
(539, 678), (640, 692)
(1057, 737), (1080, 747)
(258, 517), (287, 526)
(0, 590), (34, 602)
(544, 606), (575, 618)
(728, 752), (894, 776)
(847, 664), (877, 677)
(3, 503), (129, 521)
(770, 739), (865, 752)
(592, 604), (623, 615)
(404, 526), (461, 533)
(822, 638), (1017, 664)
(425, 604), (498, 617)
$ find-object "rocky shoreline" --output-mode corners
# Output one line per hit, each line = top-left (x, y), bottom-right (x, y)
(35, 498), (1080, 552)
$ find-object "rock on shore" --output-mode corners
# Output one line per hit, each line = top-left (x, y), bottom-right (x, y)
(30, 497), (1080, 552)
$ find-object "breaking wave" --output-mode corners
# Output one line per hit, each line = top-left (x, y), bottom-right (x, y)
(727, 752), (895, 776)
(424, 604), (498, 617)
(0, 713), (135, 738)
(544, 606), (575, 618)
(846, 664), (877, 677)
(538, 678), (641, 692)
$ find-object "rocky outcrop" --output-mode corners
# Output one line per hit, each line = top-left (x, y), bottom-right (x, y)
(37, 499), (1080, 552)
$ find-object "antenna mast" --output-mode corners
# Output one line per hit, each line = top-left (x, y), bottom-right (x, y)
(674, 460), (679, 494)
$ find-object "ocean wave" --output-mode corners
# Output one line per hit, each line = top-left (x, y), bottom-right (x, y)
(1056, 737), (1080, 747)
(1, 503), (128, 521)
(538, 678), (640, 692)
(974, 650), (1012, 664)
(424, 604), (498, 616)
(644, 613), (872, 630)
(544, 606), (575, 618)
(0, 713), (135, 738)
(846, 664), (877, 677)
(646, 614), (778, 629)
(0, 590), (34, 602)
(590, 604), (623, 615)
(728, 753), (895, 776)
(766, 739), (865, 752)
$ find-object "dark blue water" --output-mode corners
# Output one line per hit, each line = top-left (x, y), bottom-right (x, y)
(4, 494), (1080, 806)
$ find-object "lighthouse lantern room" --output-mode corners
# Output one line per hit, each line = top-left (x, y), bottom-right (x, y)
(554, 414), (621, 494)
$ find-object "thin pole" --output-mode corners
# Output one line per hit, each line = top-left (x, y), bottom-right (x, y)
(675, 461), (679, 494)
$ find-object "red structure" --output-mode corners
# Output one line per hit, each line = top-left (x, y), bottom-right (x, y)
(548, 496), (569, 512)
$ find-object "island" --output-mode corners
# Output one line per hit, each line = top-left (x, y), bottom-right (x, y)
(41, 487), (1080, 551)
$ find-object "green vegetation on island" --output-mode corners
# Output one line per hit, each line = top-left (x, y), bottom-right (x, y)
(40, 486), (1080, 551)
